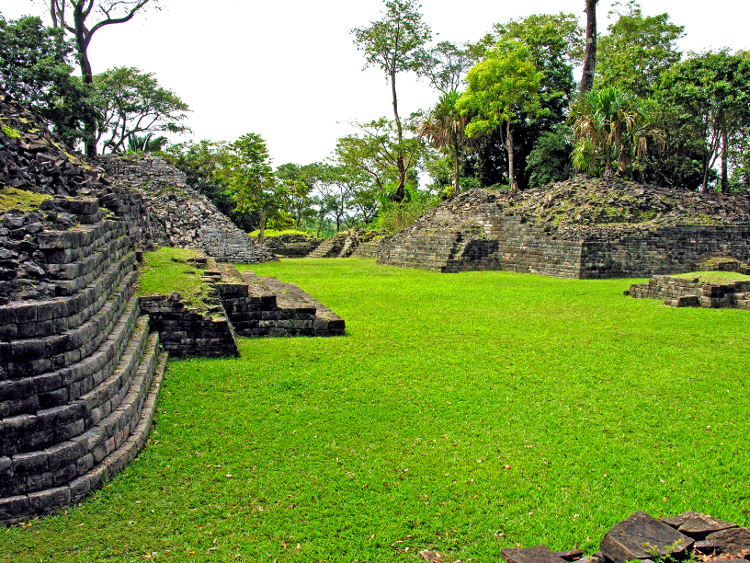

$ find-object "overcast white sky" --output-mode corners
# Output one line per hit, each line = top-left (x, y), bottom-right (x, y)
(2, 1), (749, 166)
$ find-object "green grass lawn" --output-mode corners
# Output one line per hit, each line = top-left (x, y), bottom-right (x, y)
(3, 258), (750, 562)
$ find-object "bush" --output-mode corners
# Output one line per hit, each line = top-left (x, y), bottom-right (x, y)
(376, 198), (438, 235)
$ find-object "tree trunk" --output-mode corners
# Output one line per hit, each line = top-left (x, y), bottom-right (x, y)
(580, 0), (598, 94)
(72, 4), (97, 155)
(391, 70), (407, 202)
(507, 119), (516, 192)
(453, 150), (460, 198)
(259, 209), (267, 244)
(721, 124), (729, 193)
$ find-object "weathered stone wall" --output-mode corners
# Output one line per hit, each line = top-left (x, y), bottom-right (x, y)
(257, 234), (322, 257)
(139, 293), (239, 358)
(94, 155), (276, 264)
(627, 275), (750, 309)
(0, 202), (166, 525)
(377, 186), (750, 279)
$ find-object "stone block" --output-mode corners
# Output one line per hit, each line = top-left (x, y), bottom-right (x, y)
(662, 511), (738, 540)
(600, 511), (693, 563)
(28, 485), (71, 515)
(702, 528), (750, 556)
(502, 545), (569, 563)
(0, 495), (30, 521)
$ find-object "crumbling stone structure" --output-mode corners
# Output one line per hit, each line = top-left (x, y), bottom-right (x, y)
(94, 155), (276, 264)
(487, 511), (750, 563)
(307, 229), (379, 259)
(257, 233), (322, 257)
(627, 275), (750, 309)
(0, 88), (165, 524)
(378, 179), (750, 278)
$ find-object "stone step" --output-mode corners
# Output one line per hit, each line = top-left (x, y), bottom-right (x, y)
(0, 251), (138, 341)
(1, 273), (138, 380)
(0, 297), (143, 432)
(0, 333), (167, 524)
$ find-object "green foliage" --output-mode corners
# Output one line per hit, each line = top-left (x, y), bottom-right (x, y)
(673, 271), (750, 284)
(375, 196), (437, 235)
(4, 260), (749, 561)
(126, 132), (168, 153)
(597, 1), (684, 97)
(351, 0), (431, 201)
(213, 133), (286, 241)
(93, 66), (190, 154)
(572, 86), (663, 178)
(0, 14), (93, 148)
(0, 120), (21, 139)
(526, 124), (575, 187)
(419, 90), (470, 197)
(462, 13), (580, 190)
(458, 40), (544, 190)
(658, 50), (750, 192)
(418, 40), (473, 94)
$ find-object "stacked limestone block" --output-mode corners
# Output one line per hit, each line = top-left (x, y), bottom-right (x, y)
(213, 263), (345, 337)
(0, 199), (167, 525)
(627, 275), (750, 309)
(94, 155), (276, 264)
(377, 180), (750, 279)
(307, 229), (369, 259)
(257, 233), (322, 258)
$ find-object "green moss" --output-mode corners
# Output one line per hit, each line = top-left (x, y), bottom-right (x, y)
(0, 187), (52, 213)
(249, 229), (313, 238)
(0, 120), (21, 139)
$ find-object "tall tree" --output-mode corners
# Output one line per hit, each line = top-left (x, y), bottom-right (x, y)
(43, 0), (161, 154)
(419, 90), (470, 197)
(658, 51), (750, 192)
(580, 0), (599, 93)
(457, 41), (544, 191)
(419, 41), (473, 94)
(462, 13), (582, 190)
(213, 133), (284, 243)
(351, 0), (431, 202)
(94, 66), (189, 153)
(0, 14), (92, 148)
(597, 1), (684, 97)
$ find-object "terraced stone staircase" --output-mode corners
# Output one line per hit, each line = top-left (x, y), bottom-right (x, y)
(214, 262), (345, 337)
(306, 230), (362, 259)
(0, 202), (166, 525)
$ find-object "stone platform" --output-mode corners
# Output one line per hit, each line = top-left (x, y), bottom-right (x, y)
(377, 179), (750, 279)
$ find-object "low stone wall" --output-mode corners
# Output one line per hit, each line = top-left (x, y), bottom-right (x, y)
(627, 275), (750, 309)
(94, 155), (276, 264)
(139, 293), (239, 358)
(257, 234), (322, 257)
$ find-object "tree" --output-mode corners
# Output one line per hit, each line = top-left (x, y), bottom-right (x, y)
(0, 14), (93, 147)
(526, 124), (575, 187)
(597, 1), (684, 97)
(93, 66), (189, 153)
(336, 117), (424, 203)
(419, 90), (470, 196)
(658, 51), (750, 192)
(213, 133), (285, 243)
(419, 41), (473, 94)
(457, 41), (544, 191)
(462, 13), (582, 190)
(276, 163), (316, 231)
(41, 0), (162, 154)
(572, 86), (663, 178)
(580, 0), (599, 93)
(351, 0), (431, 202)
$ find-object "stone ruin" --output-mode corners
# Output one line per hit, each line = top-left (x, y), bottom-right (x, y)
(377, 178), (750, 278)
(419, 510), (750, 563)
(93, 154), (276, 264)
(0, 87), (344, 524)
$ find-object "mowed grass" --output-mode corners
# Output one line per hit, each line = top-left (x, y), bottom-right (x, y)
(3, 258), (750, 562)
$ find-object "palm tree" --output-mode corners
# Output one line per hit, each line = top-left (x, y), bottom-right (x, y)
(572, 86), (663, 177)
(419, 90), (470, 197)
